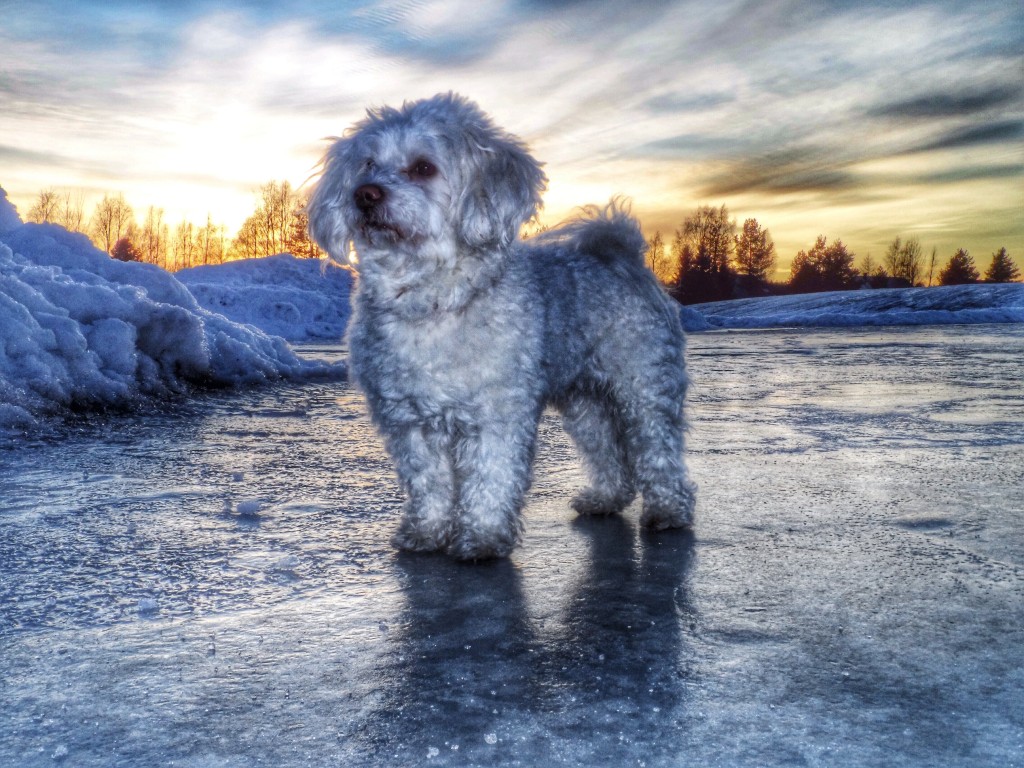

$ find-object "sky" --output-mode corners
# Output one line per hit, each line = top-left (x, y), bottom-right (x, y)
(1, 0), (1021, 276)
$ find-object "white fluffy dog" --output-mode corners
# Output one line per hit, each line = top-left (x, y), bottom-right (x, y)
(308, 93), (696, 560)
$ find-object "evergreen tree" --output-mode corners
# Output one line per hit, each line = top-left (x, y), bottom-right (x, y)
(938, 249), (979, 285)
(733, 218), (776, 282)
(984, 247), (1020, 283)
(670, 204), (736, 304)
(789, 236), (857, 293)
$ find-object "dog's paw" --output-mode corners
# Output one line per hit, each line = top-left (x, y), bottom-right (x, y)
(391, 517), (453, 553)
(571, 488), (633, 517)
(640, 491), (696, 532)
(446, 526), (517, 562)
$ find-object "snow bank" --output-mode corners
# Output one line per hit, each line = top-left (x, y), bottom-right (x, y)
(178, 246), (705, 335)
(177, 254), (352, 342)
(694, 284), (1024, 329)
(0, 198), (343, 431)
(678, 304), (712, 332)
(0, 187), (21, 234)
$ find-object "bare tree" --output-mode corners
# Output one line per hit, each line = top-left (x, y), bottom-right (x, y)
(260, 180), (296, 255)
(884, 236), (924, 286)
(645, 231), (676, 284)
(196, 215), (226, 265)
(55, 190), (86, 232)
(230, 181), (300, 260)
(139, 206), (169, 267)
(26, 188), (61, 223)
(677, 204), (734, 273)
(172, 220), (198, 271)
(90, 193), (135, 254)
(229, 215), (262, 261)
(285, 204), (323, 260)
(926, 246), (938, 287)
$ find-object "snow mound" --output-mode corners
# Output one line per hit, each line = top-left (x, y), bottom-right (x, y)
(177, 254), (352, 342)
(694, 284), (1024, 329)
(0, 187), (21, 233)
(678, 304), (712, 332)
(0, 215), (343, 431)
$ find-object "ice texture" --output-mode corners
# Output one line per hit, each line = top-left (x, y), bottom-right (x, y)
(1, 325), (1021, 767)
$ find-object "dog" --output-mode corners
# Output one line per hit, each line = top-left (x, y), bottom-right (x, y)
(307, 93), (696, 560)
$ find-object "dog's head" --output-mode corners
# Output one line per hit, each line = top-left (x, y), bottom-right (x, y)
(307, 93), (546, 271)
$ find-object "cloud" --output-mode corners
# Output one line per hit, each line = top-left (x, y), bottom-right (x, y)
(631, 134), (742, 161)
(642, 92), (737, 115)
(868, 85), (1024, 120)
(913, 164), (1023, 185)
(697, 147), (862, 198)
(0, 144), (70, 167)
(910, 120), (1024, 154)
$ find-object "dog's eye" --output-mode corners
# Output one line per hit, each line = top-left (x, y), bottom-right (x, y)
(409, 159), (438, 180)
(363, 158), (376, 173)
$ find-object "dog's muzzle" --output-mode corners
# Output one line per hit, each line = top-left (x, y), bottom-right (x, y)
(354, 184), (385, 213)
(353, 183), (405, 240)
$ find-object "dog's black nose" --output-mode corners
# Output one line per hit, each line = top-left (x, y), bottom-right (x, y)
(354, 184), (385, 212)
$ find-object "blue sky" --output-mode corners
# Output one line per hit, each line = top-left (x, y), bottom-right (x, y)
(1, 0), (1021, 272)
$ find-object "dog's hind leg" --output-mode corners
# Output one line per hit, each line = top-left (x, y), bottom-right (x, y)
(561, 393), (636, 516)
(617, 361), (696, 531)
(384, 424), (458, 553)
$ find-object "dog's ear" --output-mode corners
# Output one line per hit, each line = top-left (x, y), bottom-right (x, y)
(457, 129), (546, 250)
(307, 137), (354, 266)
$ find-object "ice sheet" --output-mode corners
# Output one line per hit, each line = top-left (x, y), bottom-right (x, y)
(1, 325), (1021, 767)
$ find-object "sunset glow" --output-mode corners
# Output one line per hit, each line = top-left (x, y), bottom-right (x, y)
(1, 0), (1021, 274)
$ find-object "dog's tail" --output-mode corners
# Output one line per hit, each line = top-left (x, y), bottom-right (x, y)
(533, 198), (647, 266)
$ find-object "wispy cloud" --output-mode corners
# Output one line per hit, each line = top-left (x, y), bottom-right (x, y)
(1, 0), (1021, 264)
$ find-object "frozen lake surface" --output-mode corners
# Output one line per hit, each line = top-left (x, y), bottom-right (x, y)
(2, 325), (1022, 767)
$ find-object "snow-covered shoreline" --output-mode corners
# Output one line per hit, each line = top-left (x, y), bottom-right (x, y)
(692, 283), (1024, 330)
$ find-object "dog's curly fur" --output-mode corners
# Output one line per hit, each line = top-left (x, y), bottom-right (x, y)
(308, 93), (696, 560)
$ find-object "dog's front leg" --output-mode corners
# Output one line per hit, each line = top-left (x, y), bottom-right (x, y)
(448, 419), (537, 561)
(383, 422), (457, 553)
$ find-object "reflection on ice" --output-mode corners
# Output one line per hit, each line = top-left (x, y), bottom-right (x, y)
(1, 325), (1022, 766)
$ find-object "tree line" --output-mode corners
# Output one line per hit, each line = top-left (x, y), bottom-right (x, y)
(22, 187), (1021, 296)
(647, 205), (1021, 305)
(23, 182), (322, 270)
